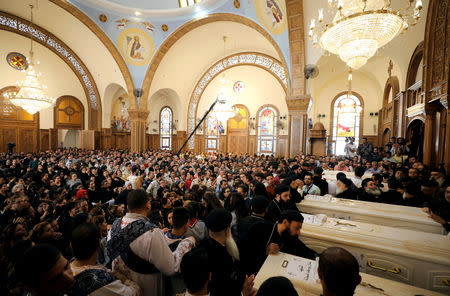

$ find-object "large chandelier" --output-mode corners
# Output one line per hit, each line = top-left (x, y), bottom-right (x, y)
(11, 5), (55, 114)
(210, 36), (236, 123)
(2, 89), (19, 115)
(309, 0), (423, 69)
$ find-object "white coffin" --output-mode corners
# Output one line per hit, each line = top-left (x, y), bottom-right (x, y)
(299, 215), (450, 293)
(298, 195), (444, 234)
(255, 252), (447, 296)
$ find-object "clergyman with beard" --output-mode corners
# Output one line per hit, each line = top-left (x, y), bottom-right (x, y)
(359, 179), (382, 202)
(247, 210), (316, 274)
(200, 208), (255, 296)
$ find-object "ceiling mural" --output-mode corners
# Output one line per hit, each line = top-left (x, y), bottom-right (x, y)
(67, 0), (291, 105)
(117, 28), (155, 67)
(254, 0), (287, 35)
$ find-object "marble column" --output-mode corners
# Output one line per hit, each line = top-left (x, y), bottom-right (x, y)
(286, 95), (311, 157)
(128, 109), (149, 153)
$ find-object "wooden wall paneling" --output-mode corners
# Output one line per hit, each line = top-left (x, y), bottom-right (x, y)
(174, 131), (187, 152)
(219, 135), (227, 153)
(49, 128), (58, 150)
(18, 129), (36, 152)
(3, 128), (17, 153)
(248, 135), (256, 155)
(40, 129), (49, 151)
(277, 135), (289, 157)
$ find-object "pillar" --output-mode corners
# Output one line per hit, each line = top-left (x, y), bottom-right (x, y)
(129, 109), (149, 152)
(423, 104), (438, 166)
(286, 95), (311, 157)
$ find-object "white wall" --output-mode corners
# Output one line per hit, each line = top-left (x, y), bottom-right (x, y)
(1, 0), (128, 112)
(147, 89), (182, 134)
(310, 70), (382, 136)
(148, 21), (282, 132)
(0, 31), (88, 129)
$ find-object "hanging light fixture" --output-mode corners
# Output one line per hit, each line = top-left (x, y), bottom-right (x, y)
(309, 0), (423, 69)
(10, 5), (55, 114)
(210, 36), (236, 122)
(2, 89), (19, 115)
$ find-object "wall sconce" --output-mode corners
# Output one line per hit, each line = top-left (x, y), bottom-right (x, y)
(317, 114), (326, 119)
(173, 119), (178, 131)
(369, 112), (379, 117)
(279, 115), (287, 120)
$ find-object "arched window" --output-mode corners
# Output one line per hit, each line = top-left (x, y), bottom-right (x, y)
(205, 115), (220, 152)
(331, 93), (362, 155)
(160, 107), (172, 150)
(257, 106), (278, 155)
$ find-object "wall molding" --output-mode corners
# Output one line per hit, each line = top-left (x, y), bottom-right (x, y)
(186, 52), (288, 149)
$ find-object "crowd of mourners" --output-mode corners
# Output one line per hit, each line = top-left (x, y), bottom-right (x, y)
(0, 135), (448, 296)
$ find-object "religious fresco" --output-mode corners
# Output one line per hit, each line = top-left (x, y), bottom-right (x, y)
(6, 52), (28, 71)
(254, 0), (287, 35)
(117, 28), (155, 67)
(111, 96), (131, 132)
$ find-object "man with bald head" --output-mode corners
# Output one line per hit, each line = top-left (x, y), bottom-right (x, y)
(318, 247), (361, 296)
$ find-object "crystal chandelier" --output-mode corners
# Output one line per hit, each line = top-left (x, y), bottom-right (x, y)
(309, 0), (423, 69)
(11, 5), (55, 114)
(2, 89), (19, 115)
(210, 36), (236, 123)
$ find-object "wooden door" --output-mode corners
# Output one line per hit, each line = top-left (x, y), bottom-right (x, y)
(227, 105), (249, 154)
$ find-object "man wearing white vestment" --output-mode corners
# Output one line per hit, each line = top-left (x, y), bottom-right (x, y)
(107, 190), (195, 296)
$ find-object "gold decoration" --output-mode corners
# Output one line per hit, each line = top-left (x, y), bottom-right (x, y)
(309, 0), (423, 69)
(234, 0), (241, 9)
(161, 24), (169, 32)
(99, 14), (107, 23)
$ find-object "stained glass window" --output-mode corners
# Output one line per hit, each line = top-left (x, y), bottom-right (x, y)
(332, 94), (362, 155)
(257, 106), (277, 155)
(205, 116), (220, 152)
(160, 107), (172, 150)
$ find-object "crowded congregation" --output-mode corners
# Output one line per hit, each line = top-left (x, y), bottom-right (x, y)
(1, 0), (449, 295)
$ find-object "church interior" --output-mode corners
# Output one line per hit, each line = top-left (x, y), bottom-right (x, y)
(0, 0), (449, 295)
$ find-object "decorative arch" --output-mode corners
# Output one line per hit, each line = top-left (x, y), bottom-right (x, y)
(54, 96), (84, 130)
(383, 76), (400, 106)
(140, 13), (290, 110)
(159, 106), (173, 150)
(187, 52), (288, 149)
(49, 0), (136, 108)
(405, 41), (424, 89)
(329, 91), (365, 155)
(256, 104), (279, 155)
(0, 11), (101, 129)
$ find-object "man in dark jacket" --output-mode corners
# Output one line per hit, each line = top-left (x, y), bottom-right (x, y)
(200, 209), (246, 296)
(313, 167), (328, 195)
(237, 196), (268, 274)
(265, 185), (298, 222)
(246, 210), (316, 274)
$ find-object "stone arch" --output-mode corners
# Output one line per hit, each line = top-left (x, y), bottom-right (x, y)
(383, 76), (400, 106)
(186, 52), (288, 149)
(140, 13), (290, 110)
(0, 11), (101, 129)
(49, 0), (136, 108)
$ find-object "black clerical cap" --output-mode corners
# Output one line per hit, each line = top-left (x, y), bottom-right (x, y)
(205, 209), (232, 232)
